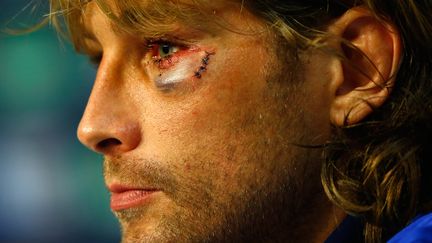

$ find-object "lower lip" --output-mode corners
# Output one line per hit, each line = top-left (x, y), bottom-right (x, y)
(110, 190), (156, 211)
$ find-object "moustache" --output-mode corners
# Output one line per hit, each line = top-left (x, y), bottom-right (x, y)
(103, 157), (178, 195)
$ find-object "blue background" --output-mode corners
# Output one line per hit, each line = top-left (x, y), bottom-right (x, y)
(0, 1), (120, 242)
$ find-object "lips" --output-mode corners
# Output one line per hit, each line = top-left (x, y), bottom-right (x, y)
(109, 184), (158, 211)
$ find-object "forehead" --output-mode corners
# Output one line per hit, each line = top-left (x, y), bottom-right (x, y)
(71, 0), (270, 55)
(77, 0), (263, 48)
(82, 0), (237, 21)
(80, 0), (242, 36)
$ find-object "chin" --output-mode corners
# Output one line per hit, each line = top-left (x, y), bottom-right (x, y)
(120, 223), (164, 243)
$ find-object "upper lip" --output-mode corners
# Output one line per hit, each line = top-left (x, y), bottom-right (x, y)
(108, 184), (158, 193)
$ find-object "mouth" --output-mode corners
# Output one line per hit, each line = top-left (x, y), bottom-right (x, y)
(108, 184), (159, 211)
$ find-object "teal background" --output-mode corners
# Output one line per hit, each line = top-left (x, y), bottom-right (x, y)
(0, 1), (120, 242)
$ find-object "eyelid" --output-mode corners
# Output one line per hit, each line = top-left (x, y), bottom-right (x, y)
(146, 41), (180, 55)
(145, 33), (197, 43)
(145, 36), (197, 51)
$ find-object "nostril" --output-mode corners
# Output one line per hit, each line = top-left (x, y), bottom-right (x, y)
(96, 138), (122, 151)
(78, 121), (141, 155)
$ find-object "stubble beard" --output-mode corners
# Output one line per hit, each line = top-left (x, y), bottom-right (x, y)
(105, 97), (324, 243)
(107, 149), (323, 243)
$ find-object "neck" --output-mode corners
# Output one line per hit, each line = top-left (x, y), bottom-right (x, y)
(270, 195), (346, 243)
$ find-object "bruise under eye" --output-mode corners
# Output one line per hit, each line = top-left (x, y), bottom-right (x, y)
(144, 48), (214, 90)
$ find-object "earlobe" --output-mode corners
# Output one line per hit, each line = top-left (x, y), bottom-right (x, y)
(328, 7), (402, 126)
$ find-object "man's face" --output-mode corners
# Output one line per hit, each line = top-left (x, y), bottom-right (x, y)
(77, 1), (334, 242)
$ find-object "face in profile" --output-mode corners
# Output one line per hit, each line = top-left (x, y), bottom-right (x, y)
(76, 1), (355, 242)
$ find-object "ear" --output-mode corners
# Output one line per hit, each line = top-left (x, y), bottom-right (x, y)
(328, 7), (402, 126)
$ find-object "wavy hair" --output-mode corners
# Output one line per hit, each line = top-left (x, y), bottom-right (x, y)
(247, 1), (432, 242)
(35, 0), (432, 242)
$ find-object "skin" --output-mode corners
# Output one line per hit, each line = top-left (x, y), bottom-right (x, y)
(76, 1), (401, 242)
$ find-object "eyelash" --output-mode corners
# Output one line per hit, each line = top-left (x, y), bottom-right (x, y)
(146, 39), (186, 69)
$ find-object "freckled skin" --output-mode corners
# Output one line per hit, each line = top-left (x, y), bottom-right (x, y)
(77, 2), (343, 243)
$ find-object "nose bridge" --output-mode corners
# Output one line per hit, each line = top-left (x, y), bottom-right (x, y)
(86, 52), (125, 120)
(78, 51), (142, 155)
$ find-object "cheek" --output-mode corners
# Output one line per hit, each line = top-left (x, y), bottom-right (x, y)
(139, 42), (272, 164)
(299, 54), (335, 141)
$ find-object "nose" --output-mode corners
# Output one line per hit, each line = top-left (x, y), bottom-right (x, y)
(78, 119), (141, 156)
(77, 55), (142, 156)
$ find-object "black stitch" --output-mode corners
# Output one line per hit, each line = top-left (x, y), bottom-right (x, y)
(195, 52), (214, 79)
(202, 57), (209, 65)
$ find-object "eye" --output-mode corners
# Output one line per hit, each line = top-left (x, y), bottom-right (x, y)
(158, 44), (179, 58)
(147, 40), (185, 69)
(148, 41), (181, 60)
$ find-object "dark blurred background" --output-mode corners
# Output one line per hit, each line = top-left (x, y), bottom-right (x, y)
(0, 1), (120, 242)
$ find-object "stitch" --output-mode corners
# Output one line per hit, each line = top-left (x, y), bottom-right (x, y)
(194, 52), (214, 79)
(202, 56), (209, 65)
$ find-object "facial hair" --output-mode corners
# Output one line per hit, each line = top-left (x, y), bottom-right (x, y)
(103, 87), (325, 243)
